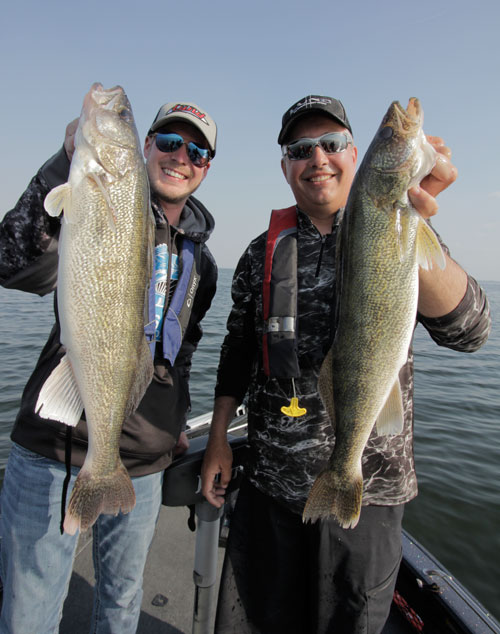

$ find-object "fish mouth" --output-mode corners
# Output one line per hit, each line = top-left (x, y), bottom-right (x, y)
(406, 97), (421, 120)
(89, 83), (126, 107)
(387, 98), (422, 136)
(368, 97), (433, 176)
(84, 83), (133, 125)
(80, 83), (137, 152)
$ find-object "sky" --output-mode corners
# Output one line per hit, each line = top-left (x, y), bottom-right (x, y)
(1, 0), (499, 281)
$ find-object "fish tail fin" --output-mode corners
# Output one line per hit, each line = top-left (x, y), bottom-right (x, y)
(63, 463), (136, 535)
(302, 468), (362, 529)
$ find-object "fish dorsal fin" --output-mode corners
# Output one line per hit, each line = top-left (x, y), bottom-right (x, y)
(375, 378), (404, 436)
(44, 183), (73, 220)
(416, 217), (446, 271)
(318, 346), (336, 433)
(35, 354), (83, 427)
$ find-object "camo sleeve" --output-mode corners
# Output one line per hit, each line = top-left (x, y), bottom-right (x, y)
(417, 275), (491, 352)
(0, 147), (70, 295)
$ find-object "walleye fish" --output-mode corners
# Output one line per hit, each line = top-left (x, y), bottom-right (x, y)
(303, 98), (445, 528)
(37, 83), (154, 535)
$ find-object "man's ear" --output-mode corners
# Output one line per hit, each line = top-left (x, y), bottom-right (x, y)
(144, 135), (153, 159)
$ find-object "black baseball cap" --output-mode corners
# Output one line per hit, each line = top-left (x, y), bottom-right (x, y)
(278, 95), (352, 145)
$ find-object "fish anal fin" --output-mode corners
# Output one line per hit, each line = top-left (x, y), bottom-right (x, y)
(376, 379), (404, 436)
(416, 217), (446, 271)
(318, 346), (336, 433)
(44, 184), (72, 219)
(35, 354), (83, 426)
(303, 467), (362, 529)
(63, 462), (136, 535)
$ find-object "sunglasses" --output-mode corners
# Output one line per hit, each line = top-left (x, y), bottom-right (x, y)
(283, 132), (352, 161)
(154, 133), (212, 167)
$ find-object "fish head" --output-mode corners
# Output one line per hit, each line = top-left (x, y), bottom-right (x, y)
(76, 83), (143, 180)
(361, 98), (436, 207)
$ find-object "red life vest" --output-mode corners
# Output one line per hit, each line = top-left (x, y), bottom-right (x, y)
(262, 207), (300, 378)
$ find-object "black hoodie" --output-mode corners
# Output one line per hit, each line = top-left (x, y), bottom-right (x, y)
(0, 147), (217, 475)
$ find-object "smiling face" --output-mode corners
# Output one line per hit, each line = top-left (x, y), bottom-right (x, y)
(143, 120), (210, 208)
(281, 113), (357, 221)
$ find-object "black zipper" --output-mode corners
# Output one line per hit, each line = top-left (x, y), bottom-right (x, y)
(315, 235), (327, 277)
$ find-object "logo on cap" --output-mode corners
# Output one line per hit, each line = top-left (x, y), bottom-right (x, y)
(168, 104), (210, 126)
(289, 96), (333, 117)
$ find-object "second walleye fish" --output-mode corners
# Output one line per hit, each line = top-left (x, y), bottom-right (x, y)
(303, 98), (446, 528)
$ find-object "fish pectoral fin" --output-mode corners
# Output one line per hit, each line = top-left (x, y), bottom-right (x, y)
(318, 346), (336, 432)
(44, 183), (72, 219)
(35, 354), (83, 426)
(89, 173), (118, 231)
(416, 217), (446, 271)
(376, 379), (404, 436)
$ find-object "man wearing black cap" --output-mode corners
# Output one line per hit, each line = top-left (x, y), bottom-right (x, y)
(0, 100), (218, 633)
(201, 95), (490, 633)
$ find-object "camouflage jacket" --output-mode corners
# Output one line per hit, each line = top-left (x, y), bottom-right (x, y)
(0, 147), (218, 476)
(215, 207), (491, 515)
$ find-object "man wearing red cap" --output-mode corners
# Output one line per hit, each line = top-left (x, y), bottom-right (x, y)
(0, 99), (218, 633)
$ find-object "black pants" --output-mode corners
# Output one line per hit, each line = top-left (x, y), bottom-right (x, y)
(215, 480), (403, 634)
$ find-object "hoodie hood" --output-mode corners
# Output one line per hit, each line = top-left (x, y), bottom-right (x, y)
(151, 194), (215, 244)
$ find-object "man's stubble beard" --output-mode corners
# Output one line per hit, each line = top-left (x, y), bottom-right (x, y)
(150, 181), (201, 206)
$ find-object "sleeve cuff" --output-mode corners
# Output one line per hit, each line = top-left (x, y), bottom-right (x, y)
(39, 146), (71, 190)
(418, 276), (473, 328)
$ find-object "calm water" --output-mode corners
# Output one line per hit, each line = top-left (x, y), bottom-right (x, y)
(0, 272), (499, 618)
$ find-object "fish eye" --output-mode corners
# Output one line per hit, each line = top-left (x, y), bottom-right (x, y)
(117, 107), (133, 123)
(379, 126), (393, 140)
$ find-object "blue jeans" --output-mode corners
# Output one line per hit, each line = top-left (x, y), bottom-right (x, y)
(0, 443), (163, 634)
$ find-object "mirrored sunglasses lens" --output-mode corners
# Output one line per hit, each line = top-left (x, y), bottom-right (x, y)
(187, 143), (210, 167)
(155, 133), (183, 153)
(287, 140), (315, 160)
(320, 134), (347, 153)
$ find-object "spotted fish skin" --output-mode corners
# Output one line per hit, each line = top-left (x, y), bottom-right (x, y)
(37, 83), (154, 535)
(303, 98), (445, 528)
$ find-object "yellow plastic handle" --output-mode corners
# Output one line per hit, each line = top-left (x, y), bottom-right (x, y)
(281, 397), (307, 418)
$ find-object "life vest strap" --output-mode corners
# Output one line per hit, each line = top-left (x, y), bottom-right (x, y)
(145, 238), (201, 365)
